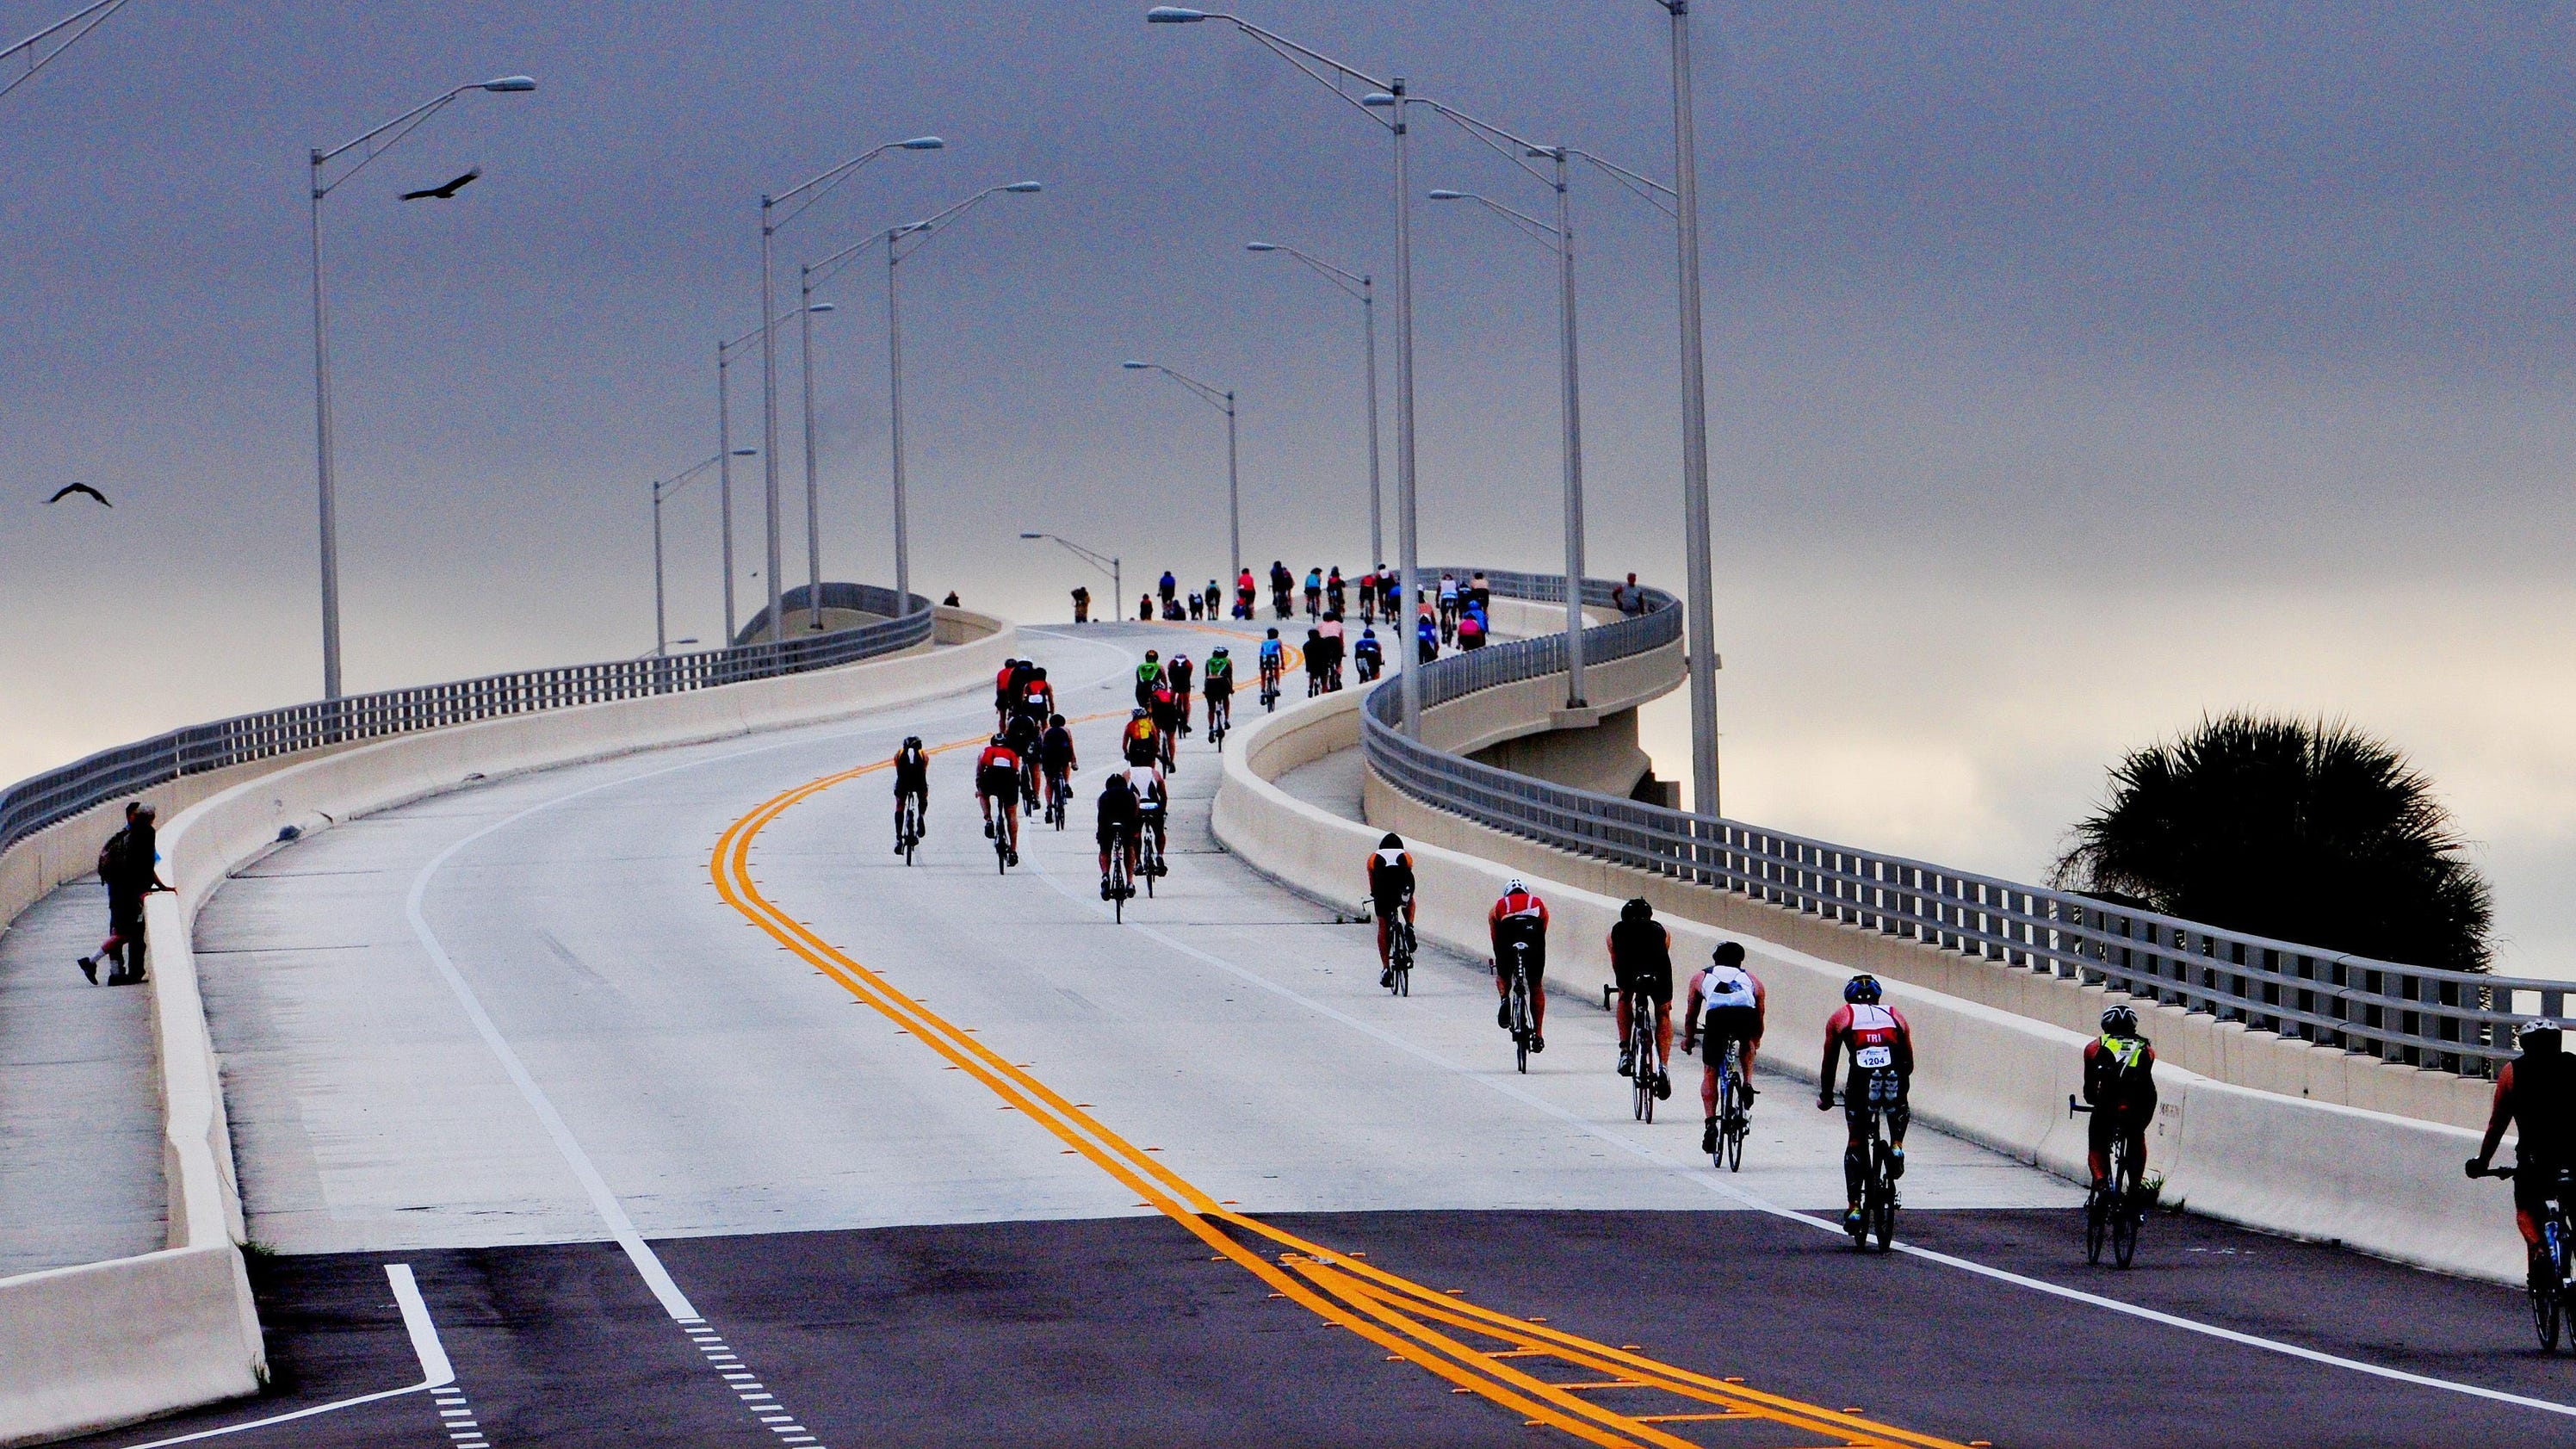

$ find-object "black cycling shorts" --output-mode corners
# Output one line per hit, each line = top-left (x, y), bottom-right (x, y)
(1843, 1068), (1909, 1133)
(980, 772), (1021, 803)
(1204, 680), (1232, 700)
(2518, 1161), (2570, 1225)
(1699, 1004), (1759, 1049)
(1614, 963), (1674, 1006)
(1496, 937), (1546, 988)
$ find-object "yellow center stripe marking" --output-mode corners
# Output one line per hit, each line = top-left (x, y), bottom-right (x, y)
(711, 736), (1967, 1449)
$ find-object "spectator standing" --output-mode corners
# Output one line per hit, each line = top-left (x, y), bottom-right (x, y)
(1205, 579), (1223, 617)
(1620, 573), (1647, 617)
(1071, 585), (1091, 623)
(1139, 592), (1155, 621)
(79, 802), (166, 983)
(943, 590), (962, 607)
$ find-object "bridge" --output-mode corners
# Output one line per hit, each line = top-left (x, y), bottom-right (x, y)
(1, 575), (2566, 1448)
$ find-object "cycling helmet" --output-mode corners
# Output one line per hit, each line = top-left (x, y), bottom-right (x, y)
(1620, 897), (1652, 923)
(2100, 1004), (2140, 1038)
(1031, 666), (1047, 680)
(902, 735), (922, 750)
(1144, 649), (1159, 661)
(1378, 832), (1404, 851)
(1361, 626), (1376, 637)
(1503, 878), (1529, 896)
(1130, 708), (1148, 721)
(1211, 645), (1229, 656)
(989, 733), (1008, 746)
(1843, 974), (1883, 1005)
(1266, 628), (1279, 639)
(1049, 713), (1066, 728)
(2523, 1019), (2563, 1048)
(1712, 941), (1745, 968)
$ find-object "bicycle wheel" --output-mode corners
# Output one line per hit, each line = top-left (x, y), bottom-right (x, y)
(1512, 981), (1530, 1074)
(1873, 1186), (1896, 1254)
(2084, 1189), (2108, 1266)
(1633, 1053), (1651, 1122)
(2113, 1197), (2139, 1269)
(2537, 1262), (2565, 1353)
(1142, 839), (1157, 898)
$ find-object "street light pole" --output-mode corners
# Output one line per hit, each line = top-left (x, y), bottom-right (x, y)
(649, 448), (754, 659)
(1019, 532), (1121, 624)
(306, 73), (536, 702)
(1551, 146), (1589, 711)
(1244, 241), (1383, 570)
(715, 337), (739, 644)
(1121, 361), (1241, 587)
(795, 273), (841, 635)
(754, 136), (944, 643)
(1658, 0), (1721, 816)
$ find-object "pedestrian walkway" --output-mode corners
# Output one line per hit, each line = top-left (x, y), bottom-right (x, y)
(0, 877), (164, 1276)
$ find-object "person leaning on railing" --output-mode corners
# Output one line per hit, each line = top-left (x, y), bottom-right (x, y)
(2469, 1019), (2576, 1281)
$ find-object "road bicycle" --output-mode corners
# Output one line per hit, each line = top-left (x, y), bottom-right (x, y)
(1044, 770), (1070, 831)
(2069, 1095), (2147, 1268)
(1500, 940), (1538, 1074)
(1104, 828), (1136, 924)
(2473, 1161), (2576, 1351)
(1833, 1077), (1902, 1253)
(1137, 814), (1165, 898)
(897, 793), (925, 866)
(988, 808), (1016, 875)
(1260, 662), (1282, 713)
(1383, 904), (1414, 997)
(1711, 1037), (1752, 1173)
(1622, 991), (1664, 1124)
(1207, 697), (1230, 751)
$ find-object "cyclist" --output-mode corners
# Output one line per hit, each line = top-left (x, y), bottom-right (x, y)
(2469, 1019), (2576, 1283)
(1455, 608), (1487, 651)
(1258, 629), (1285, 700)
(1159, 569), (1179, 612)
(1003, 704), (1044, 808)
(1489, 879), (1551, 1052)
(1303, 628), (1328, 697)
(1326, 566), (1346, 618)
(1038, 712), (1078, 817)
(1236, 567), (1257, 620)
(2084, 1004), (2158, 1198)
(1437, 572), (1460, 640)
(1202, 647), (1235, 736)
(1303, 566), (1324, 619)
(1270, 560), (1294, 619)
(890, 735), (932, 851)
(1149, 678), (1183, 771)
(1818, 974), (1914, 1234)
(1205, 579), (1223, 618)
(994, 657), (1023, 730)
(1018, 664), (1056, 725)
(1317, 612), (1346, 690)
(1130, 763), (1170, 875)
(975, 732), (1024, 865)
(1415, 608), (1439, 664)
(1167, 652), (1195, 737)
(1367, 832), (1415, 988)
(1096, 769), (1142, 897)
(1121, 707), (1161, 769)
(1352, 627), (1383, 683)
(1607, 899), (1674, 1097)
(1134, 649), (1163, 709)
(1685, 941), (1767, 1155)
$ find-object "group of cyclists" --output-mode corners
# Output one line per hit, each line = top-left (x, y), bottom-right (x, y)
(1359, 833), (2166, 1241)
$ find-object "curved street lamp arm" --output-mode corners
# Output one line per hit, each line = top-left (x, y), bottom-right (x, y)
(1025, 532), (1119, 580)
(889, 180), (1038, 263)
(1270, 244), (1369, 300)
(1569, 148), (1679, 217)
(803, 228), (893, 294)
(766, 138), (935, 233)
(1134, 362), (1232, 415)
(1436, 189), (1560, 252)
(0, 0), (134, 102)
(723, 303), (822, 356)
(1417, 96), (1557, 189)
(1183, 12), (1393, 129)
(312, 83), (486, 195)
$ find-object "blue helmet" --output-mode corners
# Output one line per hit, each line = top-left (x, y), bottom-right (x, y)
(1843, 974), (1882, 1006)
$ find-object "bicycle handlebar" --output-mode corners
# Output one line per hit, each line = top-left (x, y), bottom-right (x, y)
(2068, 1093), (2094, 1118)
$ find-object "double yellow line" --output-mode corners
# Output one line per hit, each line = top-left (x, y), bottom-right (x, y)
(709, 735), (1967, 1449)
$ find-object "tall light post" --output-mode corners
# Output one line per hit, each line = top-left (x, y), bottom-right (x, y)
(1427, 180), (1591, 709)
(1149, 5), (1427, 739)
(713, 299), (830, 646)
(307, 73), (536, 702)
(793, 290), (840, 633)
(1019, 532), (1119, 623)
(1244, 241), (1381, 569)
(1121, 361), (1239, 587)
(653, 448), (757, 658)
(882, 181), (1043, 611)
(1653, 0), (1722, 817)
(757, 136), (944, 645)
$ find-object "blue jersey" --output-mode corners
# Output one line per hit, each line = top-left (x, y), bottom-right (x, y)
(1259, 640), (1284, 668)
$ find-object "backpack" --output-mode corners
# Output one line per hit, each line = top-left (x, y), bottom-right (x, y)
(96, 827), (130, 885)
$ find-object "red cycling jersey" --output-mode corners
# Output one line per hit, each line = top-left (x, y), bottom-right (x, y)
(975, 744), (1021, 790)
(1819, 1002), (1914, 1082)
(1488, 888), (1549, 944)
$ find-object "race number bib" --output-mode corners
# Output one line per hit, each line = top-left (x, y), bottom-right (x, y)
(1854, 1044), (1893, 1070)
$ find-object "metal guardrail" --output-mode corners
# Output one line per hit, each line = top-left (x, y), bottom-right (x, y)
(1365, 568), (2543, 1077)
(0, 585), (933, 857)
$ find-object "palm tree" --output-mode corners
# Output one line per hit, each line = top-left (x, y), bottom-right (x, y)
(2053, 713), (2492, 973)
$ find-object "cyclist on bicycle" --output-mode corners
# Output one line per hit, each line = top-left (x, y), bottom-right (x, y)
(1003, 705), (1044, 808)
(1416, 608), (1440, 664)
(994, 658), (1024, 730)
(2084, 1004), (2158, 1197)
(1489, 879), (1551, 1052)
(1607, 899), (1674, 1095)
(1326, 566), (1346, 617)
(1096, 769), (1142, 896)
(1134, 650), (1163, 710)
(1167, 652), (1195, 737)
(1303, 628), (1328, 697)
(1353, 627), (1383, 683)
(890, 735), (931, 852)
(1038, 713), (1077, 812)
(1303, 567), (1323, 619)
(1437, 572), (1460, 639)
(1258, 629), (1285, 696)
(2470, 1019), (2576, 1280)
(1818, 974), (1913, 1234)
(1236, 567), (1257, 619)
(1366, 833), (1415, 988)
(1158, 569), (1179, 612)
(1685, 942), (1767, 1155)
(1203, 647), (1235, 734)
(1018, 665), (1056, 725)
(1149, 680), (1182, 771)
(975, 733), (1024, 865)
(1121, 708), (1161, 769)
(1130, 764), (1170, 875)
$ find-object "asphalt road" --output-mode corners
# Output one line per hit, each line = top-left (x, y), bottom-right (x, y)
(69, 621), (2576, 1449)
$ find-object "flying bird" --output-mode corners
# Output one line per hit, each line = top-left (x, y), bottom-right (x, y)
(400, 168), (482, 201)
(46, 483), (109, 507)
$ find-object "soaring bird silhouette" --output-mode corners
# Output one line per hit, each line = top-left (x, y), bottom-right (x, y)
(400, 168), (481, 201)
(46, 483), (109, 507)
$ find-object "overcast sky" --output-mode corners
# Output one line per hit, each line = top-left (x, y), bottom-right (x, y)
(8, 2), (2576, 969)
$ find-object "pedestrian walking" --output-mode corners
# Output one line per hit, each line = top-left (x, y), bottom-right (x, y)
(79, 802), (167, 984)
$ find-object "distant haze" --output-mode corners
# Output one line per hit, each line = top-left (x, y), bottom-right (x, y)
(7, 3), (2573, 971)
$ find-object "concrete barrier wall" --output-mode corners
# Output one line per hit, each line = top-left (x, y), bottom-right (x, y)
(1216, 687), (2524, 1284)
(0, 614), (1016, 1446)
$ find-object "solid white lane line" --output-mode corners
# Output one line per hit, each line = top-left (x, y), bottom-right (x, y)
(1025, 859), (2576, 1420)
(111, 1266), (457, 1446)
